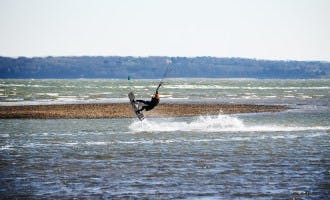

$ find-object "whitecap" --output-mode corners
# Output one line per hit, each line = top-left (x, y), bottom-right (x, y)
(0, 133), (10, 138)
(36, 93), (59, 97)
(0, 145), (13, 150)
(284, 95), (295, 98)
(84, 141), (109, 145)
(265, 96), (277, 98)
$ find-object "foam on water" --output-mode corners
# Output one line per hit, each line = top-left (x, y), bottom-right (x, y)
(35, 93), (59, 97)
(165, 85), (330, 90)
(129, 115), (244, 132)
(0, 145), (13, 150)
(129, 114), (330, 133)
(2, 130), (328, 151)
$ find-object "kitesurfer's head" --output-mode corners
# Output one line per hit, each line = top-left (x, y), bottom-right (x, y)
(154, 92), (160, 99)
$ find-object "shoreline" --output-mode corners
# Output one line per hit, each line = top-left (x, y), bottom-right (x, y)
(0, 103), (288, 119)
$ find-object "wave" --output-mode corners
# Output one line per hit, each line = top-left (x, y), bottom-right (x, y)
(3, 131), (327, 150)
(165, 85), (330, 90)
(129, 114), (330, 133)
(0, 83), (56, 88)
(0, 98), (129, 106)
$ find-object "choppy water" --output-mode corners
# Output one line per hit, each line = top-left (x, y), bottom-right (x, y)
(0, 79), (329, 106)
(1, 79), (329, 199)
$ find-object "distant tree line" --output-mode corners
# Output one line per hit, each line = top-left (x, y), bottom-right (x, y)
(0, 56), (329, 79)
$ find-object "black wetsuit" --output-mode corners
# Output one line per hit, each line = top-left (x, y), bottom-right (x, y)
(136, 96), (159, 111)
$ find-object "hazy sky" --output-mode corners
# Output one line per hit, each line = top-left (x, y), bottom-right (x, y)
(0, 0), (329, 60)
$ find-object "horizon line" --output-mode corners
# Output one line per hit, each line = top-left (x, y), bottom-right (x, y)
(1, 55), (329, 63)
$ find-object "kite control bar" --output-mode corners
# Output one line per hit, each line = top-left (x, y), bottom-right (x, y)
(155, 82), (162, 93)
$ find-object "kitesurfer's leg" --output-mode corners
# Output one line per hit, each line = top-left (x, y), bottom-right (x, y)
(136, 100), (148, 104)
(135, 100), (146, 112)
(137, 107), (145, 112)
(135, 100), (152, 112)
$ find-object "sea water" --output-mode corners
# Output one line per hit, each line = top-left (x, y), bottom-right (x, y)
(0, 79), (329, 199)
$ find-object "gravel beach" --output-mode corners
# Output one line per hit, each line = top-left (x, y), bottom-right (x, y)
(0, 103), (288, 119)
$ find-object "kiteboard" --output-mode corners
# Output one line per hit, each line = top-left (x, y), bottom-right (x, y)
(128, 92), (144, 121)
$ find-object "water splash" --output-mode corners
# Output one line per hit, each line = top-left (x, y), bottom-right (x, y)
(129, 114), (330, 133)
(129, 115), (245, 132)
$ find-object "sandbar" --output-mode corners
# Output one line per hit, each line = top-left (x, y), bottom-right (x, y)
(0, 103), (287, 119)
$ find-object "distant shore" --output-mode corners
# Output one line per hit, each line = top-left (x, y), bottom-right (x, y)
(0, 103), (288, 119)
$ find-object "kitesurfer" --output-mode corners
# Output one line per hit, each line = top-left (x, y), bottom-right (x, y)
(135, 91), (160, 112)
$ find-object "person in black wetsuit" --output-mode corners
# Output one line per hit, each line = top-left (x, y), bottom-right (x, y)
(135, 91), (160, 112)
